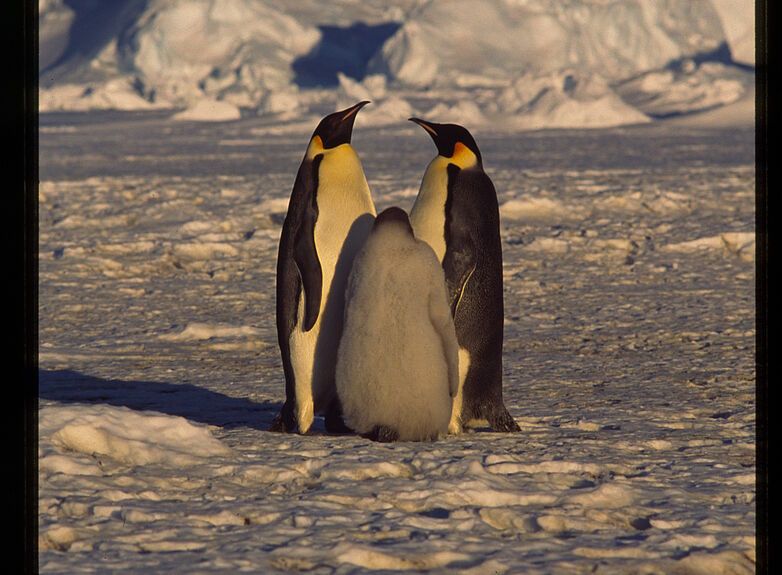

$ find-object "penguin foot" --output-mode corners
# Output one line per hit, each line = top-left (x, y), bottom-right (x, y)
(325, 411), (353, 434)
(488, 406), (521, 433)
(268, 402), (297, 433)
(365, 425), (399, 443)
(323, 398), (353, 434)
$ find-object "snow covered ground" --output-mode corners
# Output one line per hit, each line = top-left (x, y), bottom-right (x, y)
(38, 104), (755, 573)
(37, 0), (757, 571)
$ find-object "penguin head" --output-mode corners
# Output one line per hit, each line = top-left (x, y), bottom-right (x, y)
(307, 101), (370, 156)
(373, 206), (414, 237)
(409, 118), (482, 169)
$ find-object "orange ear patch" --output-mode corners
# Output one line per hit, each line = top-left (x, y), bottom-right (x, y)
(307, 135), (324, 159)
(451, 141), (477, 168)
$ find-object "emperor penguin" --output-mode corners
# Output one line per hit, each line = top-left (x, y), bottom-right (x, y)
(335, 207), (459, 442)
(408, 118), (520, 434)
(270, 101), (377, 434)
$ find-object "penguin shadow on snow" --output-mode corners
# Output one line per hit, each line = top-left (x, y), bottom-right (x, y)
(38, 369), (282, 432)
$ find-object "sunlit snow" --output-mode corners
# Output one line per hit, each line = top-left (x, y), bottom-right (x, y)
(38, 1), (755, 573)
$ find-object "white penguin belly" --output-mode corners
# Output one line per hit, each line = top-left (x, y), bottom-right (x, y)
(409, 156), (450, 261)
(289, 144), (375, 433)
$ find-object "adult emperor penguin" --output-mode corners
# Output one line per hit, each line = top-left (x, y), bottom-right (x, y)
(336, 207), (459, 442)
(408, 117), (520, 434)
(270, 101), (376, 434)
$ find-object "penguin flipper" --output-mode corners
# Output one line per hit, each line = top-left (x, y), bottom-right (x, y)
(442, 231), (477, 316)
(293, 195), (322, 332)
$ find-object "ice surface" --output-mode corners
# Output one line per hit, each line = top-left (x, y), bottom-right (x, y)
(38, 0), (755, 128)
(38, 112), (755, 573)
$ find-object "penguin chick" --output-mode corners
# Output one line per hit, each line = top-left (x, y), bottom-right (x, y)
(336, 207), (459, 441)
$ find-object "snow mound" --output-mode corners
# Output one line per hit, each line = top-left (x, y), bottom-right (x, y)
(667, 84), (756, 128)
(171, 241), (240, 260)
(675, 549), (756, 575)
(616, 61), (751, 118)
(497, 70), (650, 129)
(39, 79), (166, 112)
(371, 0), (727, 85)
(710, 0), (755, 66)
(39, 0), (321, 115)
(39, 453), (104, 477)
(171, 99), (241, 122)
(564, 482), (637, 509)
(334, 543), (470, 571)
(38, 0), (755, 127)
(127, 0), (319, 107)
(42, 404), (231, 468)
(366, 0), (746, 128)
(664, 232), (755, 261)
(335, 73), (414, 126)
(159, 322), (261, 341)
(334, 73), (415, 126)
(500, 196), (579, 222)
(423, 100), (488, 129)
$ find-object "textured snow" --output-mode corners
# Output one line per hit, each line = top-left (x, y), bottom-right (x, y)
(130, 0), (318, 109)
(370, 0), (726, 83)
(171, 99), (242, 122)
(38, 110), (755, 573)
(42, 403), (231, 468)
(38, 0), (755, 128)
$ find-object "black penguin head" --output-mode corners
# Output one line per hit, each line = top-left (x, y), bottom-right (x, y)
(409, 117), (483, 167)
(311, 101), (370, 150)
(373, 206), (414, 237)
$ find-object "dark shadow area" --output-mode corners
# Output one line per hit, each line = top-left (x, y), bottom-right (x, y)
(40, 0), (149, 83)
(664, 41), (755, 73)
(643, 102), (742, 120)
(292, 21), (400, 87)
(39, 369), (282, 431)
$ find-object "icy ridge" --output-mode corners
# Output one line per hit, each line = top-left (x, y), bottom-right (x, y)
(39, 0), (754, 128)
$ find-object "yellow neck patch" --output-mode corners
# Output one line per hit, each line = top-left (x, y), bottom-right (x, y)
(306, 135), (324, 159)
(449, 141), (478, 169)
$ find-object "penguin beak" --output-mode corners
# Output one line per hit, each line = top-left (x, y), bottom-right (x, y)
(341, 100), (371, 122)
(409, 117), (452, 158)
(409, 117), (481, 167)
(409, 117), (439, 138)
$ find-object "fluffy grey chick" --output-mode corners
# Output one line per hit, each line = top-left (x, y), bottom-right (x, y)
(336, 207), (459, 442)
